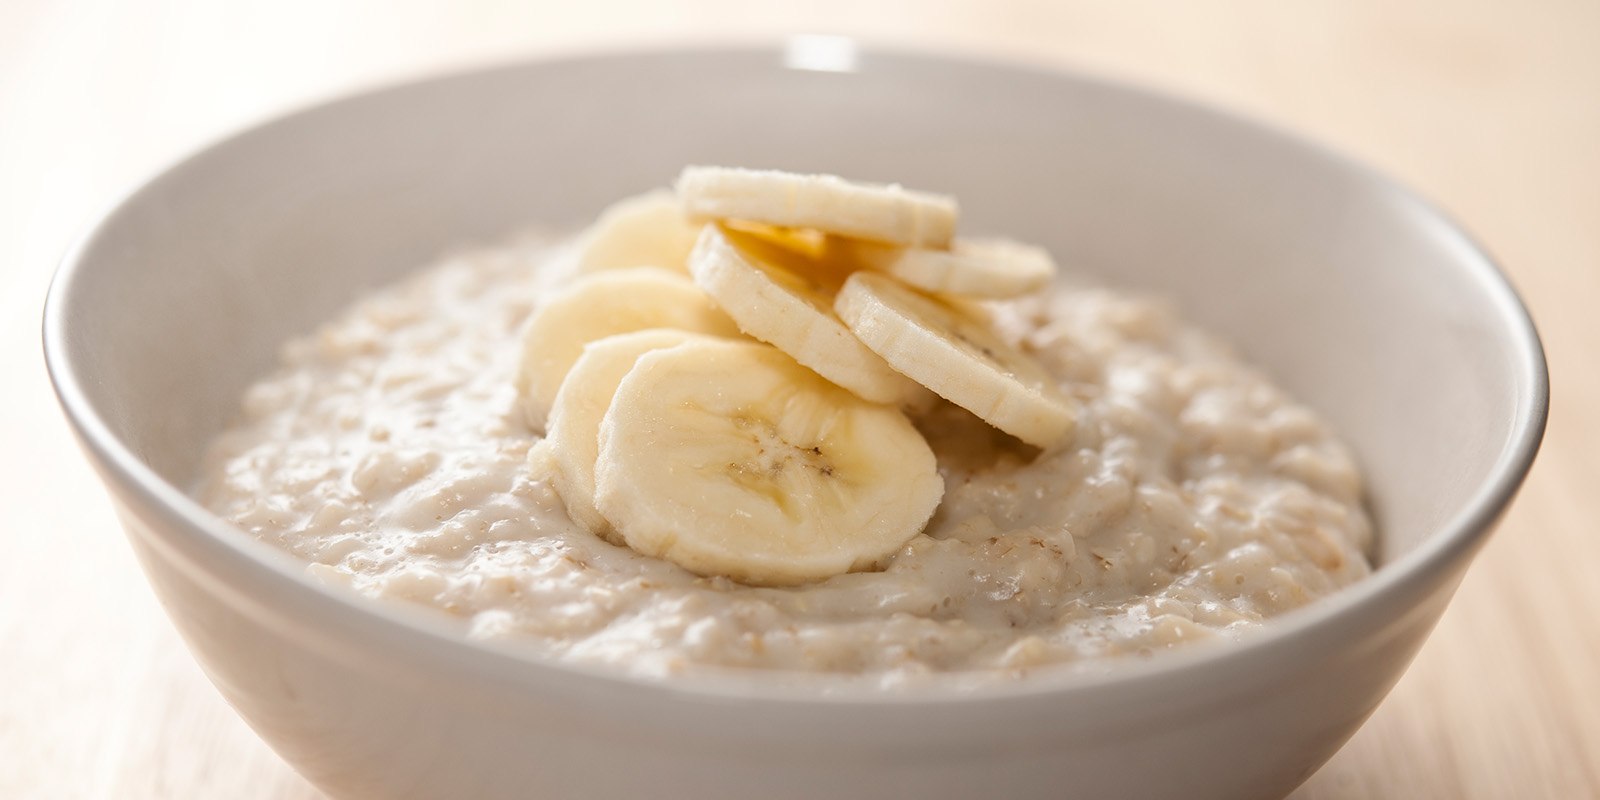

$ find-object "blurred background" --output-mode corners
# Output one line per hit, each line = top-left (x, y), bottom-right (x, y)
(2, 1), (1595, 797)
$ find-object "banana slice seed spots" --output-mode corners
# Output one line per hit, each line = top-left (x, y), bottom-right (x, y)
(725, 415), (845, 520)
(807, 446), (835, 478)
(594, 340), (942, 586)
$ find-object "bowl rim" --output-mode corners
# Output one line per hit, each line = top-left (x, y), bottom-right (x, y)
(42, 40), (1549, 706)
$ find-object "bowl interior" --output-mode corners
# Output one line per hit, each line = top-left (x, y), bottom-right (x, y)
(52, 46), (1540, 582)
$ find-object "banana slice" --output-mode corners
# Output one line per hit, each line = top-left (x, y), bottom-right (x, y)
(541, 329), (719, 538)
(593, 340), (943, 586)
(570, 189), (703, 274)
(688, 223), (929, 407)
(837, 237), (1057, 299)
(517, 267), (742, 430)
(835, 271), (1077, 448)
(677, 166), (958, 247)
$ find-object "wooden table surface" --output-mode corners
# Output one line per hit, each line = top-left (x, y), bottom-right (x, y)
(3, 1), (1596, 797)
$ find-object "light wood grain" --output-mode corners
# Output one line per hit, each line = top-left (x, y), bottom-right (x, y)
(3, 1), (1595, 797)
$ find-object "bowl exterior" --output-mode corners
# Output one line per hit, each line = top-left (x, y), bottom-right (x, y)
(101, 461), (1474, 800)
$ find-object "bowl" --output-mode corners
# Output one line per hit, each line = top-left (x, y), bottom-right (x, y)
(43, 43), (1547, 800)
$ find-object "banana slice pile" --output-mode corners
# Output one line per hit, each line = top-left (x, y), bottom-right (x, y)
(517, 166), (1079, 586)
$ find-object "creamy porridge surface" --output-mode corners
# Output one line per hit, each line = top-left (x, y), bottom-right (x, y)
(196, 234), (1373, 682)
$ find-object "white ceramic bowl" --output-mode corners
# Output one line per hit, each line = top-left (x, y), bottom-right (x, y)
(45, 44), (1546, 800)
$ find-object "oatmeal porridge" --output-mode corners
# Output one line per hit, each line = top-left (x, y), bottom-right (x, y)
(196, 169), (1373, 682)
